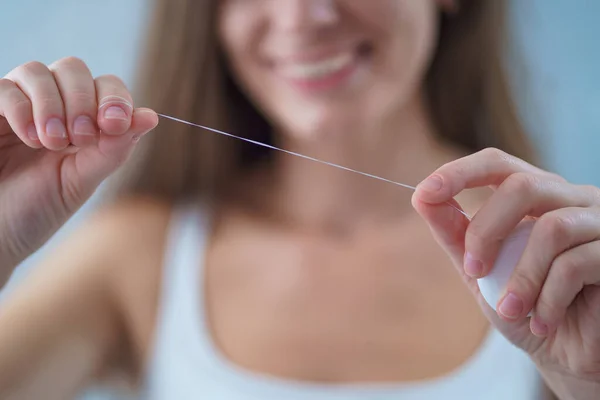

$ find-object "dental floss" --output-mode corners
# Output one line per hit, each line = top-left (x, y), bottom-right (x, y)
(157, 113), (469, 217)
(157, 113), (534, 314)
(158, 114), (418, 190)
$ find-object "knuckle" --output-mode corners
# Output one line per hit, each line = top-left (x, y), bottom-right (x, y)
(65, 90), (96, 108)
(96, 75), (133, 107)
(0, 78), (16, 91)
(447, 162), (468, 183)
(503, 172), (539, 197)
(97, 74), (128, 89)
(465, 220), (501, 256)
(537, 213), (573, 248)
(481, 147), (508, 163)
(553, 253), (583, 288)
(0, 81), (27, 105)
(546, 172), (568, 183)
(510, 268), (541, 298)
(465, 222), (486, 251)
(11, 96), (32, 116)
(21, 61), (49, 76)
(581, 184), (600, 205)
(0, 80), (32, 120)
(54, 56), (88, 71)
(434, 163), (465, 190)
(465, 220), (484, 242)
(481, 147), (503, 158)
(33, 95), (64, 115)
(535, 294), (561, 320)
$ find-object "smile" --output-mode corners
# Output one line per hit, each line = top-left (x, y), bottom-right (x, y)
(275, 45), (370, 94)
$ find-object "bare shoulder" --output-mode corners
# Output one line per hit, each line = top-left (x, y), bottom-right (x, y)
(76, 195), (173, 297)
(43, 195), (173, 299)
(84, 195), (173, 269)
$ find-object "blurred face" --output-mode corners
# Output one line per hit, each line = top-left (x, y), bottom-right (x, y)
(218, 0), (444, 140)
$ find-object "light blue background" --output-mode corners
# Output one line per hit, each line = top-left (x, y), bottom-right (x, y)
(507, 1), (600, 183)
(1, 1), (599, 399)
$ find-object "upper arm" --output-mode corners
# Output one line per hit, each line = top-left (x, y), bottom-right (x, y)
(0, 197), (169, 400)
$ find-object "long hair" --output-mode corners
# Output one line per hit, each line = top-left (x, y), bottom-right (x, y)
(112, 0), (535, 203)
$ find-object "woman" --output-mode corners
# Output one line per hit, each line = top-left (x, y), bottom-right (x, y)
(0, 0), (598, 399)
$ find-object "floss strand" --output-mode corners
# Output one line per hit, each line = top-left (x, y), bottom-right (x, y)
(157, 113), (470, 218)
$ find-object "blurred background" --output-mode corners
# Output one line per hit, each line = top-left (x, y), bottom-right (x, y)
(1, 0), (599, 399)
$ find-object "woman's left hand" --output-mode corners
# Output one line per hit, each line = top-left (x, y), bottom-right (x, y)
(412, 148), (600, 400)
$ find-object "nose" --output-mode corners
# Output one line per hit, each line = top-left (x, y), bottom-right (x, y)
(274, 0), (339, 33)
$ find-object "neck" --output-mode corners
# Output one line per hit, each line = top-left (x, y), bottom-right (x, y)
(256, 92), (462, 232)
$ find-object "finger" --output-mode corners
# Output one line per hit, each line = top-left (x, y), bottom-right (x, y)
(5, 61), (69, 150)
(49, 57), (98, 148)
(411, 194), (469, 268)
(498, 207), (600, 322)
(412, 192), (538, 344)
(464, 176), (600, 278)
(0, 78), (42, 148)
(94, 75), (133, 136)
(87, 107), (157, 181)
(414, 148), (565, 204)
(63, 108), (158, 205)
(127, 108), (159, 140)
(530, 239), (600, 337)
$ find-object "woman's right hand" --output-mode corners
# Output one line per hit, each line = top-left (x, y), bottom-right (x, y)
(0, 57), (158, 282)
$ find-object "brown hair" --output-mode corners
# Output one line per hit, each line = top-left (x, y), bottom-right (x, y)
(114, 0), (536, 203)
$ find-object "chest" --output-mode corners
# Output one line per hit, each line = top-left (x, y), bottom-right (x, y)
(200, 220), (489, 383)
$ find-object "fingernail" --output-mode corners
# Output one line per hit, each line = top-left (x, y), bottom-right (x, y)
(27, 123), (39, 140)
(464, 253), (483, 277)
(530, 318), (548, 337)
(46, 118), (66, 138)
(419, 174), (443, 192)
(73, 115), (96, 136)
(104, 106), (128, 121)
(498, 292), (523, 319)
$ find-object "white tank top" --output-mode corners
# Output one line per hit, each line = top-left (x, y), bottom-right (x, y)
(141, 204), (545, 399)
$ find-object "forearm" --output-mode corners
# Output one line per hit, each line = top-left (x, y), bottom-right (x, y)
(0, 251), (125, 398)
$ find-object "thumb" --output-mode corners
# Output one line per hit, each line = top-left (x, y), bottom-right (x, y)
(66, 108), (158, 202)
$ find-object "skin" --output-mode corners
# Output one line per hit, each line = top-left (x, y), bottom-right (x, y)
(0, 57), (158, 281)
(413, 151), (600, 400)
(0, 0), (598, 399)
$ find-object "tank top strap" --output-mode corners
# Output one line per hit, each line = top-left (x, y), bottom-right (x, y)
(151, 200), (215, 357)
(161, 201), (210, 299)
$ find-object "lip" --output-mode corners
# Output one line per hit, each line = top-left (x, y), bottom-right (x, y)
(273, 45), (364, 94)
(281, 60), (358, 93)
(277, 45), (358, 63)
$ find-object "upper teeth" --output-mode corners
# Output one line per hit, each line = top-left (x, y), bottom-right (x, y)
(282, 53), (353, 80)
